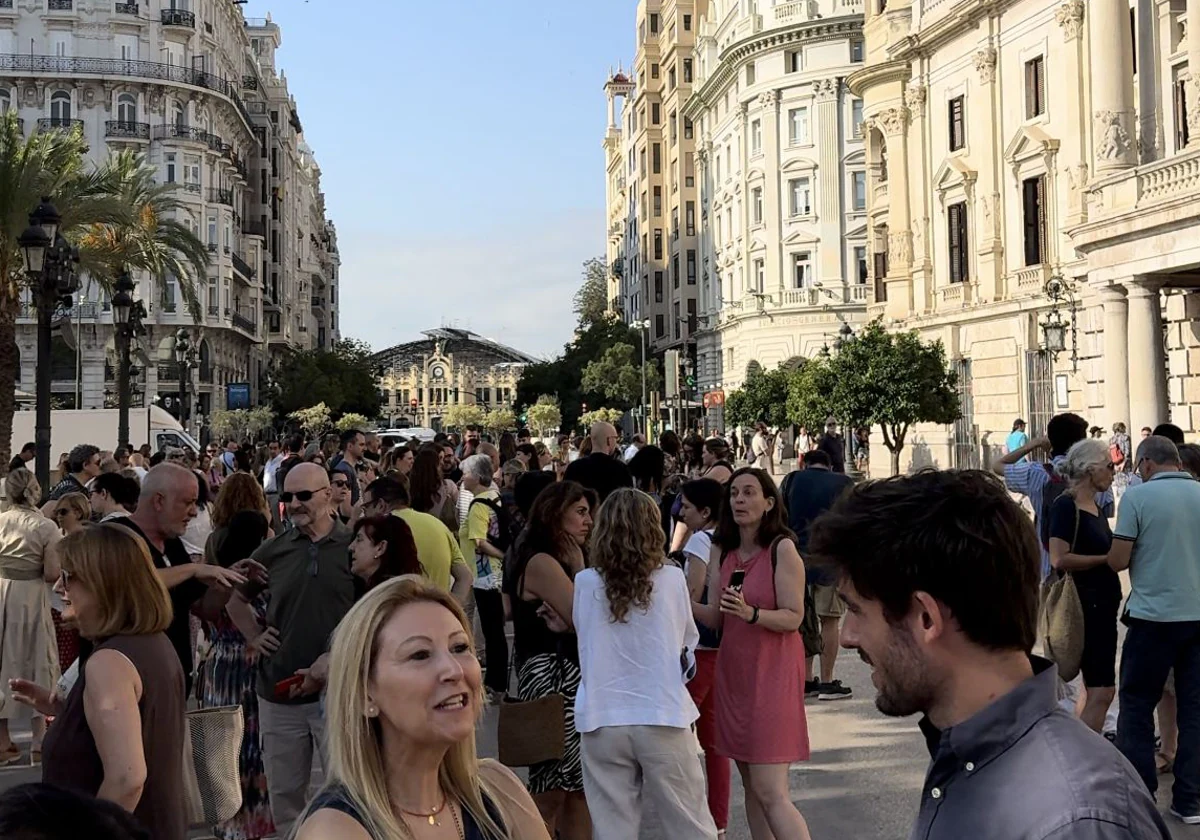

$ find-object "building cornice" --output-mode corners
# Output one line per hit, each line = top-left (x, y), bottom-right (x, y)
(846, 58), (910, 98)
(683, 16), (864, 119)
(893, 0), (1022, 61)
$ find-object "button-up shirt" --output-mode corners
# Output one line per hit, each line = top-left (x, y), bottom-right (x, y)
(911, 657), (1169, 840)
(1113, 470), (1200, 622)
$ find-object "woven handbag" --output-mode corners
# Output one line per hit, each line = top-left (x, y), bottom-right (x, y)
(497, 693), (565, 768)
(1040, 505), (1085, 682)
(182, 705), (245, 827)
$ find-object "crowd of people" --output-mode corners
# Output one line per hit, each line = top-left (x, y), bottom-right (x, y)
(0, 409), (1193, 840)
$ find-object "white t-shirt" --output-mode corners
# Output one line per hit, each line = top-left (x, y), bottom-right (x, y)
(751, 432), (772, 470)
(573, 565), (700, 733)
(624, 444), (641, 462)
(682, 529), (717, 650)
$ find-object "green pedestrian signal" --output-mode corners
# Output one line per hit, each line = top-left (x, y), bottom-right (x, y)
(685, 375), (696, 387)
(520, 413), (528, 423)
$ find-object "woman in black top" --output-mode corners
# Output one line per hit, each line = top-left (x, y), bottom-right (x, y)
(503, 481), (596, 839)
(1047, 438), (1121, 733)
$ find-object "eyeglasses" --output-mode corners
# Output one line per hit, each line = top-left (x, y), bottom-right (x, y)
(54, 508), (72, 517)
(280, 489), (318, 503)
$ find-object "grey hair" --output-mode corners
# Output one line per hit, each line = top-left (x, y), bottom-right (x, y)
(460, 454), (494, 486)
(67, 444), (99, 474)
(1137, 435), (1182, 468)
(139, 461), (194, 501)
(1055, 438), (1110, 484)
(3, 468), (41, 508)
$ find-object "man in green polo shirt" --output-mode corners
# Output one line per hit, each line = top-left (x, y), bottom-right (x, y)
(1108, 435), (1200, 824)
(229, 462), (355, 837)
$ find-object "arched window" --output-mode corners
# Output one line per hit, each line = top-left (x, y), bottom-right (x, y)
(50, 90), (71, 123)
(199, 340), (212, 383)
(117, 93), (137, 124)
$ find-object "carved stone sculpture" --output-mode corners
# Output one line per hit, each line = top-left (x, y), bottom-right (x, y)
(974, 48), (998, 84)
(1094, 110), (1132, 162)
(1054, 0), (1085, 41)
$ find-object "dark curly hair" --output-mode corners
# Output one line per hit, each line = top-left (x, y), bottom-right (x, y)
(589, 489), (664, 622)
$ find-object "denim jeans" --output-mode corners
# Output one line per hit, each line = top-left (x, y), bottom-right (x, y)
(1115, 618), (1200, 813)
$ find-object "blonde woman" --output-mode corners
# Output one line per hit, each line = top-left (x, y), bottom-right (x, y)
(574, 489), (715, 840)
(1047, 438), (1121, 733)
(0, 469), (61, 764)
(294, 577), (549, 839)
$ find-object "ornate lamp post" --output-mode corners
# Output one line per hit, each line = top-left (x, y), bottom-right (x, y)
(1040, 274), (1078, 372)
(174, 327), (196, 433)
(17, 197), (79, 492)
(111, 271), (139, 449)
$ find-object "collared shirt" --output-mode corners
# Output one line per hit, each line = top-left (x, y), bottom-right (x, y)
(1113, 470), (1200, 622)
(912, 658), (1170, 840)
(47, 474), (87, 501)
(262, 453), (285, 493)
(251, 522), (356, 703)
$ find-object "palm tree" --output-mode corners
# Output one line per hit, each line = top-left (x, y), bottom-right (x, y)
(79, 149), (210, 316)
(0, 115), (209, 467)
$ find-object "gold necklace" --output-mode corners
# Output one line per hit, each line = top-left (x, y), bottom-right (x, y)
(397, 793), (447, 826)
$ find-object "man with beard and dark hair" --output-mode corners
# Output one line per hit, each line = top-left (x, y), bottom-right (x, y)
(808, 469), (1170, 840)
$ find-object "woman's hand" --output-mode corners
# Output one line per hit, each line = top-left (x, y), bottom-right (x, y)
(719, 586), (754, 622)
(194, 564), (247, 591)
(9, 678), (62, 717)
(537, 603), (570, 634)
(248, 626), (280, 657)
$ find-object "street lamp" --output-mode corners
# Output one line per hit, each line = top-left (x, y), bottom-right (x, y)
(174, 327), (195, 433)
(633, 318), (651, 436)
(18, 196), (78, 494)
(1040, 274), (1078, 372)
(111, 271), (138, 449)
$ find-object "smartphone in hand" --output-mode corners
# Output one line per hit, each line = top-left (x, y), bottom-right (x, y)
(274, 674), (304, 701)
(729, 569), (746, 591)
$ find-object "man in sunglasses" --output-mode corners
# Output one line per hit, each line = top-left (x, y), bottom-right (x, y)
(230, 462), (356, 836)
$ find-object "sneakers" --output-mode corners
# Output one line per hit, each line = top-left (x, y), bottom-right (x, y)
(1169, 808), (1200, 825)
(804, 679), (821, 699)
(818, 680), (853, 701)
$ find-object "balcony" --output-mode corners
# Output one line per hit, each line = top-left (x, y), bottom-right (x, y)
(0, 0), (13, 8)
(171, 181), (202, 196)
(1012, 264), (1049, 294)
(114, 2), (137, 14)
(939, 282), (972, 307)
(206, 242), (218, 254)
(157, 363), (180, 382)
(262, 295), (281, 313)
(104, 120), (149, 140)
(161, 8), (195, 28)
(37, 117), (83, 134)
(242, 219), (266, 239)
(153, 123), (208, 144)
(47, 0), (72, 9)
(232, 250), (255, 280)
(231, 309), (256, 336)
(207, 187), (233, 206)
(311, 295), (326, 312)
(242, 75), (258, 91)
(207, 304), (219, 317)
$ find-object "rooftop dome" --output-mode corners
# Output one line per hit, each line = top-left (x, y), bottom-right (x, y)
(372, 328), (539, 371)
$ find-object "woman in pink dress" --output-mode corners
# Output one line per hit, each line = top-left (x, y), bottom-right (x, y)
(694, 467), (811, 840)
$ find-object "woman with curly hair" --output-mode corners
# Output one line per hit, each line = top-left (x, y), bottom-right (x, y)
(210, 472), (272, 531)
(574, 489), (714, 840)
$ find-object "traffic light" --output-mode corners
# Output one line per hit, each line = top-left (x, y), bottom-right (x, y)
(520, 412), (528, 423)
(685, 374), (696, 388)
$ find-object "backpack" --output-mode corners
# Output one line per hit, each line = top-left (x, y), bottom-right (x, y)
(1037, 462), (1069, 550)
(468, 497), (514, 553)
(1109, 441), (1125, 467)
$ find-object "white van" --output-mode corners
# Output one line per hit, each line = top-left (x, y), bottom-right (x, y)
(9, 405), (201, 456)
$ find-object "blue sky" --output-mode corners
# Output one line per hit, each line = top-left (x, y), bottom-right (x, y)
(239, 0), (632, 359)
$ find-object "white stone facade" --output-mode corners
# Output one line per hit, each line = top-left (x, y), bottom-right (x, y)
(1, 2), (337, 433)
(849, 0), (1200, 473)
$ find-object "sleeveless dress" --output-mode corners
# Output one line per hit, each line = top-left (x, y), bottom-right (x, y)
(42, 632), (186, 840)
(308, 785), (505, 839)
(713, 544), (809, 764)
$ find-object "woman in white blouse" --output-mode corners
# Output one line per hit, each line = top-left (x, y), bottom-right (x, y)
(573, 488), (717, 840)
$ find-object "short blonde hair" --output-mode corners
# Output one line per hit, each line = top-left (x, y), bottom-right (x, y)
(4, 468), (41, 508)
(56, 492), (91, 522)
(59, 524), (172, 638)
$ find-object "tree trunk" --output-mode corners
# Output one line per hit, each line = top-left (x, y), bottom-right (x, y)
(0, 305), (16, 474)
(890, 447), (901, 477)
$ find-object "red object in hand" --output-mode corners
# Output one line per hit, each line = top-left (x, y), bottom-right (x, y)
(273, 675), (304, 700)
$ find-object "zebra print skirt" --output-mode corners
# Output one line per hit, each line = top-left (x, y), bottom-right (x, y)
(515, 652), (583, 794)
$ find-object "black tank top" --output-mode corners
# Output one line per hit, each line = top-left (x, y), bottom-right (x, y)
(308, 785), (505, 839)
(507, 550), (579, 667)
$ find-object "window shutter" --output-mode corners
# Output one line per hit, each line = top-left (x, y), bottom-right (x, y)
(948, 204), (963, 283)
(1036, 175), (1047, 264)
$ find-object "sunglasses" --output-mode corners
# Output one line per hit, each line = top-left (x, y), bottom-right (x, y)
(280, 489), (319, 503)
(55, 508), (73, 517)
(331, 479), (350, 489)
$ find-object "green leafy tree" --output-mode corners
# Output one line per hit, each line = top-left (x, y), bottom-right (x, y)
(792, 320), (961, 475)
(725, 365), (795, 429)
(581, 342), (662, 407)
(516, 317), (646, 431)
(441, 404), (486, 432)
(0, 115), (207, 467)
(335, 412), (371, 433)
(580, 407), (624, 428)
(573, 256), (610, 329)
(289, 403), (332, 438)
(273, 338), (381, 419)
(526, 395), (562, 436)
(785, 357), (837, 434)
(483, 407), (516, 435)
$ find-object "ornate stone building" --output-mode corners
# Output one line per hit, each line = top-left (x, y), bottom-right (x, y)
(850, 0), (1200, 472)
(372, 328), (537, 431)
(2, 3), (337, 430)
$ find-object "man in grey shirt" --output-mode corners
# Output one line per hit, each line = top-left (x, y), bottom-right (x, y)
(808, 469), (1169, 839)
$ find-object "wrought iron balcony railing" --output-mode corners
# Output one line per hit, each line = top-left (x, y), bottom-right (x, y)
(114, 2), (138, 14)
(161, 8), (195, 27)
(37, 117), (83, 134)
(105, 120), (149, 140)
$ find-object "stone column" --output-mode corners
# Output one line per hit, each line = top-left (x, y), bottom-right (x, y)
(878, 106), (911, 315)
(1089, 0), (1137, 172)
(1100, 285), (1131, 430)
(757, 90), (783, 294)
(1127, 279), (1167, 430)
(813, 78), (844, 289)
(1189, 0), (1200, 146)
